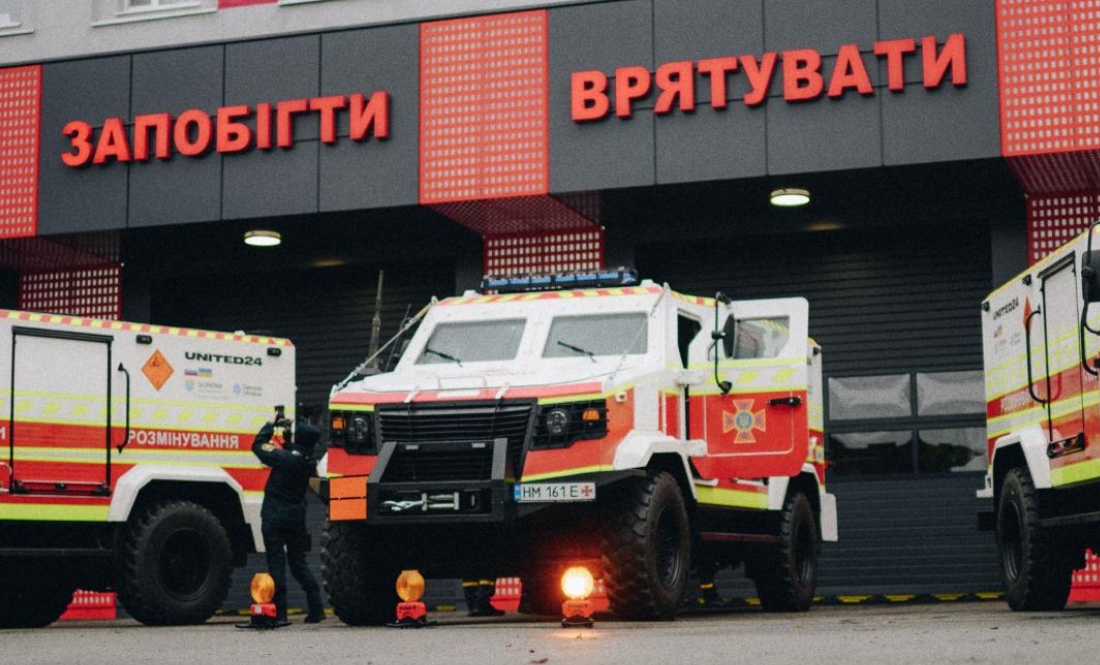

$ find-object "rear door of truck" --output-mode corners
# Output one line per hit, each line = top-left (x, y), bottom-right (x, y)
(4, 325), (115, 496)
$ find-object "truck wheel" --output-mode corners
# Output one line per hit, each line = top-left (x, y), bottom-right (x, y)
(322, 520), (396, 625)
(998, 467), (1072, 611)
(601, 471), (690, 621)
(751, 491), (819, 612)
(0, 568), (76, 628)
(115, 500), (233, 625)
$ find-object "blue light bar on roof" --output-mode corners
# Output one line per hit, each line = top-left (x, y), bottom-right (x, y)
(480, 268), (639, 294)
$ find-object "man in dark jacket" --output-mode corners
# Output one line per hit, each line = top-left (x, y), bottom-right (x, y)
(252, 417), (326, 624)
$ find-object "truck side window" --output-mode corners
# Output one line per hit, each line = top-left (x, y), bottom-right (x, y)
(677, 314), (701, 368)
(734, 316), (790, 359)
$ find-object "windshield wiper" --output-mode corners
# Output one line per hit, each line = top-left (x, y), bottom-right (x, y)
(423, 346), (463, 366)
(557, 340), (597, 362)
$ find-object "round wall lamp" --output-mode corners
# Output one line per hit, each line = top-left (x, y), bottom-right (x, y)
(243, 230), (282, 247)
(770, 188), (811, 207)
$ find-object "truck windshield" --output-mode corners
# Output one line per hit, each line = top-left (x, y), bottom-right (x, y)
(415, 319), (526, 365)
(542, 313), (648, 358)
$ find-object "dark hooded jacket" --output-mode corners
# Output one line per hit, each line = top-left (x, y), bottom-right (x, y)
(252, 422), (321, 528)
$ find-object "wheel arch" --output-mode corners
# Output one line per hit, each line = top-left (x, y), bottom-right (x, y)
(110, 467), (258, 564)
(991, 426), (1050, 498)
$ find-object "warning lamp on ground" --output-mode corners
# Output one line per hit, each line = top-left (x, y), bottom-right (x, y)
(769, 187), (811, 207)
(236, 572), (281, 630)
(388, 569), (429, 628)
(560, 566), (596, 628)
(244, 230), (282, 247)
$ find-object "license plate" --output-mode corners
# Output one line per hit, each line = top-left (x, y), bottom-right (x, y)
(513, 482), (596, 503)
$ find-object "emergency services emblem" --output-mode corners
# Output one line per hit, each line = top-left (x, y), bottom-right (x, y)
(723, 399), (766, 444)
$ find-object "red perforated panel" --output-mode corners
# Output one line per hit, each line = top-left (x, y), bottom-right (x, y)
(419, 10), (549, 204)
(432, 193), (601, 237)
(1070, 550), (1100, 602)
(19, 265), (123, 319)
(997, 0), (1100, 156)
(0, 65), (41, 239)
(1026, 192), (1100, 264)
(484, 228), (604, 276)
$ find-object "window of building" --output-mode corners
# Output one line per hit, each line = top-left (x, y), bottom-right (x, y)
(124, 0), (200, 12)
(94, 0), (213, 25)
(0, 0), (27, 32)
(826, 370), (986, 476)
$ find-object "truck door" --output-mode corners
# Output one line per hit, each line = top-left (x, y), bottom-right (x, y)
(6, 328), (114, 496)
(1037, 255), (1087, 449)
(693, 297), (810, 480)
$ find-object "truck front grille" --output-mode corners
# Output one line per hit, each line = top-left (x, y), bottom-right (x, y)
(376, 401), (534, 482)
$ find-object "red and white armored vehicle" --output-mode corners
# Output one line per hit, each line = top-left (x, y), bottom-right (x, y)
(323, 271), (837, 623)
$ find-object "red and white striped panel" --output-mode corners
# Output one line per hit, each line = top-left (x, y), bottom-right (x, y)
(1069, 549), (1100, 603)
(0, 65), (41, 239)
(19, 265), (123, 320)
(1026, 193), (1100, 264)
(484, 228), (604, 276)
(419, 10), (549, 204)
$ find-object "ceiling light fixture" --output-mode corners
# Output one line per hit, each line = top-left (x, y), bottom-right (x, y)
(243, 230), (282, 247)
(770, 188), (811, 207)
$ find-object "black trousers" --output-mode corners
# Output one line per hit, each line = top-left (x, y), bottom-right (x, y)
(263, 522), (323, 620)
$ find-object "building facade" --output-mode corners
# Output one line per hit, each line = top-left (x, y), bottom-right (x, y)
(2, 0), (1095, 605)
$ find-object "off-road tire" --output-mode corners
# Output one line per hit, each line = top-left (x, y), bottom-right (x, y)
(600, 471), (691, 621)
(997, 467), (1073, 611)
(751, 491), (819, 612)
(0, 566), (76, 628)
(115, 500), (233, 625)
(321, 520), (396, 625)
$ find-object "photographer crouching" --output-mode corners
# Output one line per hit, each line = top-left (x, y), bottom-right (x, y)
(252, 407), (326, 625)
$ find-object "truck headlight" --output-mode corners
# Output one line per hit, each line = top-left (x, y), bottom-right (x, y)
(330, 411), (374, 454)
(546, 408), (570, 436)
(534, 400), (608, 449)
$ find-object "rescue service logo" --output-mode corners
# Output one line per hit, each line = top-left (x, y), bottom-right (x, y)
(571, 33), (967, 122)
(723, 399), (766, 444)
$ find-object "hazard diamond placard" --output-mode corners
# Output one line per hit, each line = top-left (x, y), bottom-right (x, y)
(142, 350), (174, 390)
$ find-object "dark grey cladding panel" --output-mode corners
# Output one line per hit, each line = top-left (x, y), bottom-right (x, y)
(882, 82), (999, 165)
(654, 0), (763, 63)
(877, 0), (998, 88)
(764, 0), (878, 53)
(222, 142), (319, 220)
(226, 35), (320, 141)
(319, 138), (412, 211)
(878, 0), (999, 163)
(132, 46), (224, 117)
(549, 1), (655, 192)
(37, 57), (131, 234)
(655, 104), (766, 184)
(129, 154), (222, 227)
(319, 25), (418, 209)
(766, 93), (881, 175)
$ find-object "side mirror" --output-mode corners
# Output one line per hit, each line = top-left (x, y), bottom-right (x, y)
(721, 316), (736, 359)
(1084, 250), (1100, 303)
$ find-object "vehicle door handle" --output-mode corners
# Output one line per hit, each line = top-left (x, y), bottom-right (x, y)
(767, 396), (803, 407)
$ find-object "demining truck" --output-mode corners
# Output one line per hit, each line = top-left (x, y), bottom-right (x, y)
(322, 270), (837, 624)
(0, 310), (295, 627)
(980, 223), (1100, 610)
